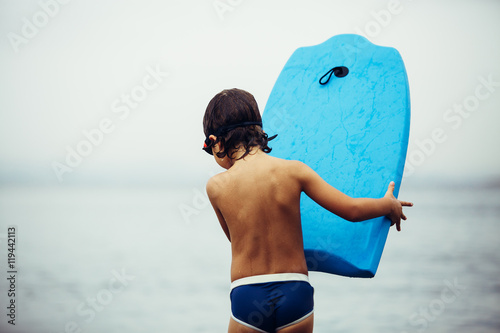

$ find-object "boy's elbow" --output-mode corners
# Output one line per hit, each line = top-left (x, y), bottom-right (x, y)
(349, 214), (364, 222)
(345, 201), (363, 222)
(345, 212), (362, 222)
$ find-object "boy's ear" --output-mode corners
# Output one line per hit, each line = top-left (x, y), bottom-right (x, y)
(209, 135), (223, 153)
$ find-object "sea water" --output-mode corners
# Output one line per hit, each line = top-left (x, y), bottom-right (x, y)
(0, 182), (499, 333)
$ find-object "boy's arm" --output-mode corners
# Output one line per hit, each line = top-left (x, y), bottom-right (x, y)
(206, 177), (231, 241)
(295, 162), (412, 231)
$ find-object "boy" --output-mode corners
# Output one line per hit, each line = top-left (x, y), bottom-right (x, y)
(203, 89), (412, 333)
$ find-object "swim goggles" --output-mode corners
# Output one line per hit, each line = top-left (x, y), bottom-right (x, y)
(202, 121), (262, 155)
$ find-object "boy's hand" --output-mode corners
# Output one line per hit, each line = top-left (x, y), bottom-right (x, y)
(384, 181), (413, 231)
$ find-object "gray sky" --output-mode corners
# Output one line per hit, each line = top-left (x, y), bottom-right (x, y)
(1, 0), (499, 186)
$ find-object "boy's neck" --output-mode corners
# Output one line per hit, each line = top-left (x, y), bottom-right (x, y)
(227, 146), (262, 168)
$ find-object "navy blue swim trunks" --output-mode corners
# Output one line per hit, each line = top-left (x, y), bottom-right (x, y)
(230, 273), (314, 333)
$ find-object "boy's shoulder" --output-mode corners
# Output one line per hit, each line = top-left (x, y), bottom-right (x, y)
(271, 157), (309, 173)
(256, 156), (311, 184)
(206, 173), (222, 197)
(206, 171), (232, 199)
(271, 158), (315, 185)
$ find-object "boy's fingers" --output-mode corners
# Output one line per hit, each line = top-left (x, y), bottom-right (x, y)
(401, 213), (407, 220)
(386, 181), (395, 195)
(400, 200), (413, 207)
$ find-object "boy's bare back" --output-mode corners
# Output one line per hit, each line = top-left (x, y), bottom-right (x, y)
(207, 150), (308, 282)
(203, 88), (411, 332)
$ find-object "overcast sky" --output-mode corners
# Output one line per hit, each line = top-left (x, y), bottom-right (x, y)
(1, 0), (499, 186)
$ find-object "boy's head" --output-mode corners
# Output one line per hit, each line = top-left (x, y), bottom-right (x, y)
(203, 88), (275, 160)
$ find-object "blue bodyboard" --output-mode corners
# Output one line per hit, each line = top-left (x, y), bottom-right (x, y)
(262, 34), (410, 277)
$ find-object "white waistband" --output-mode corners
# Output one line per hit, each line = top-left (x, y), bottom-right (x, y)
(230, 273), (309, 291)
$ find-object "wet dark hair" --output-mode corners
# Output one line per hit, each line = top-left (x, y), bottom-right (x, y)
(203, 88), (275, 160)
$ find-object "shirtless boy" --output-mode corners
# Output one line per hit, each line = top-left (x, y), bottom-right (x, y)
(203, 88), (412, 333)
